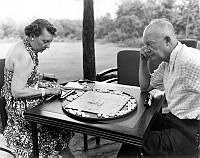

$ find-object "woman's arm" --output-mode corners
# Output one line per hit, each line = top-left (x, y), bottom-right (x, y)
(42, 73), (58, 82)
(11, 52), (60, 98)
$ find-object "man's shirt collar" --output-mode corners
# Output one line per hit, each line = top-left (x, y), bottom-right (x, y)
(169, 41), (183, 70)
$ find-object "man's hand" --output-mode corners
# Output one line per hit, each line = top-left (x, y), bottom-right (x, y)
(140, 46), (153, 62)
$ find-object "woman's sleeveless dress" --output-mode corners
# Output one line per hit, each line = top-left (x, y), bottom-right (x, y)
(1, 39), (74, 157)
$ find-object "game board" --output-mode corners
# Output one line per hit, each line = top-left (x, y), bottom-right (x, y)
(62, 89), (137, 120)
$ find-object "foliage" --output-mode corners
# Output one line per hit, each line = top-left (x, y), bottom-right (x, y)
(0, 0), (199, 47)
(96, 0), (200, 46)
(0, 18), (82, 41)
(95, 13), (115, 39)
(52, 19), (82, 40)
(0, 19), (17, 38)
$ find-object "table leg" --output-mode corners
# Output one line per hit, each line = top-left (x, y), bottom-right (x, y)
(83, 134), (88, 151)
(30, 122), (39, 158)
(96, 137), (100, 145)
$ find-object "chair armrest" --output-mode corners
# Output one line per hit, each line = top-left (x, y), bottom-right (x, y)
(96, 67), (118, 81)
(103, 77), (118, 83)
(97, 67), (118, 76)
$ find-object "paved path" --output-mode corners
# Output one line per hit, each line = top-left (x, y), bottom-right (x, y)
(70, 133), (121, 158)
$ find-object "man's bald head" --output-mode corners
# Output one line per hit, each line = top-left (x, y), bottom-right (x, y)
(143, 18), (176, 40)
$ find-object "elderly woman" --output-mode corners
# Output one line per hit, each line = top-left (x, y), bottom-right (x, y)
(1, 19), (74, 157)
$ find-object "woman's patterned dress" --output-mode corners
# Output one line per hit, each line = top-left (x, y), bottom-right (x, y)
(1, 39), (74, 157)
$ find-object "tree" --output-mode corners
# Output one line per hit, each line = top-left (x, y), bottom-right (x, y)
(52, 19), (82, 40)
(115, 0), (147, 39)
(95, 13), (115, 39)
(174, 0), (200, 39)
(0, 18), (17, 38)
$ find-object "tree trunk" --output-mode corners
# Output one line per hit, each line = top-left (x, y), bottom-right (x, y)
(82, 0), (96, 80)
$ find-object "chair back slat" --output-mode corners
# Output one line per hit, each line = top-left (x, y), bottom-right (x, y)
(117, 50), (140, 86)
(179, 39), (198, 48)
(117, 50), (162, 86)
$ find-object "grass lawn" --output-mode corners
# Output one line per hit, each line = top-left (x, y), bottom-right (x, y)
(0, 41), (136, 83)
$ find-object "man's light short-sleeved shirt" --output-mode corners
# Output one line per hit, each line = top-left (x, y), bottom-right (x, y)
(150, 42), (200, 120)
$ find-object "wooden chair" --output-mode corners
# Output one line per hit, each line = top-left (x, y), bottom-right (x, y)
(96, 49), (161, 86)
(0, 58), (7, 132)
(96, 50), (138, 85)
(0, 58), (16, 157)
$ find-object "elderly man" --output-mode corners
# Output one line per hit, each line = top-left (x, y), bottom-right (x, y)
(117, 19), (200, 157)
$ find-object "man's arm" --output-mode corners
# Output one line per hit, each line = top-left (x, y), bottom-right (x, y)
(139, 47), (154, 92)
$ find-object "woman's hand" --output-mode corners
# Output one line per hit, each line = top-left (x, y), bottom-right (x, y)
(45, 87), (61, 96)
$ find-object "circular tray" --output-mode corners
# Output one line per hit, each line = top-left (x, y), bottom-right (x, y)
(62, 89), (137, 121)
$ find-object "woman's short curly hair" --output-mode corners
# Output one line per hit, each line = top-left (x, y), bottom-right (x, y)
(24, 19), (57, 37)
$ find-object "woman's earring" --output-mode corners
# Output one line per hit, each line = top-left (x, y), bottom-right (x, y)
(31, 38), (34, 41)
